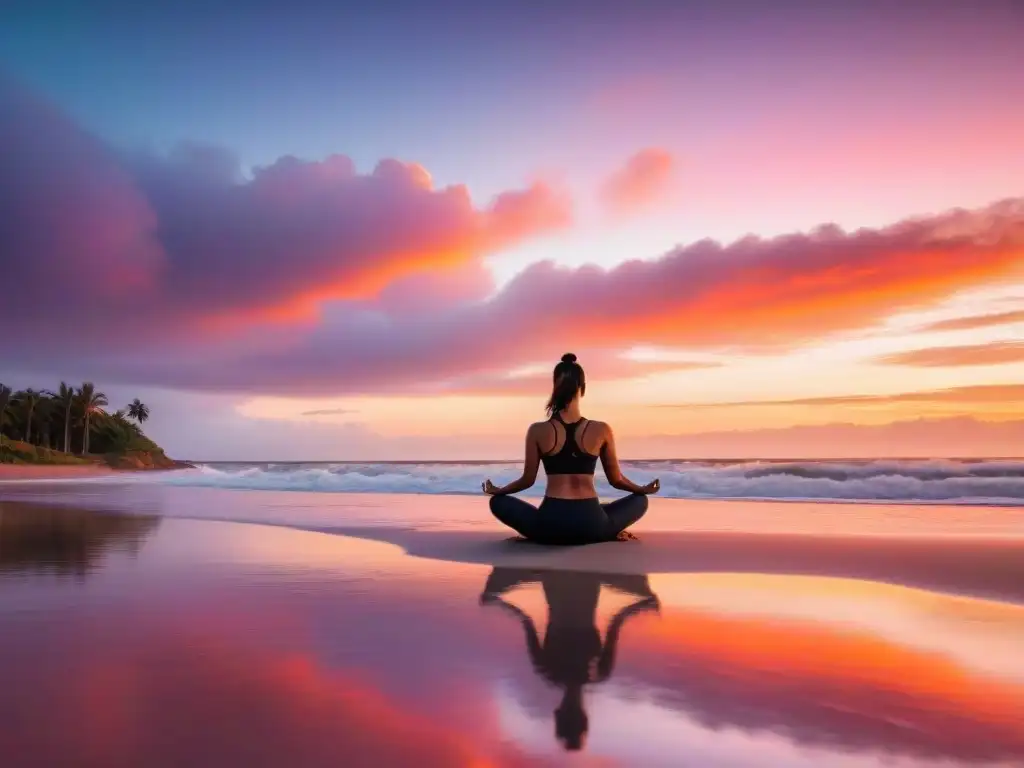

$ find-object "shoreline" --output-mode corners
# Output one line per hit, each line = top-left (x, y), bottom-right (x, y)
(187, 456), (1024, 464)
(2, 469), (1023, 511)
(0, 464), (190, 480)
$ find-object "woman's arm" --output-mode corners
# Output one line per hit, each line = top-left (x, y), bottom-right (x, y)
(483, 425), (541, 495)
(599, 573), (657, 599)
(595, 596), (659, 682)
(479, 567), (544, 601)
(484, 598), (544, 671)
(599, 425), (659, 495)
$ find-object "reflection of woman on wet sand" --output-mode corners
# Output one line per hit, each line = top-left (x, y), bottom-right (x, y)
(480, 567), (659, 751)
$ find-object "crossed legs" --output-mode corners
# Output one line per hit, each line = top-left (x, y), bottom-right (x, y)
(600, 494), (649, 537)
(489, 494), (648, 544)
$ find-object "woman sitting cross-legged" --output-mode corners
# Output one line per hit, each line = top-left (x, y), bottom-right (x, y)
(482, 353), (659, 545)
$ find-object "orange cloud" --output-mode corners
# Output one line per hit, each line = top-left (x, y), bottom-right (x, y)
(879, 341), (1024, 367)
(74, 198), (1024, 396)
(197, 179), (570, 333)
(485, 198), (1024, 358)
(600, 148), (677, 215)
(921, 308), (1024, 332)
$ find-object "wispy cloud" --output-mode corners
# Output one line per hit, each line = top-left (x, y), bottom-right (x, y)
(654, 383), (1024, 409)
(879, 341), (1024, 367)
(642, 417), (1024, 459)
(920, 309), (1024, 333)
(299, 408), (356, 416)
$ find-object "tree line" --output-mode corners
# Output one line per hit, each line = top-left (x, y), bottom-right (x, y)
(0, 382), (153, 456)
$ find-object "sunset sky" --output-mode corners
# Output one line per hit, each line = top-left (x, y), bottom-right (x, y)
(2, 0), (1023, 460)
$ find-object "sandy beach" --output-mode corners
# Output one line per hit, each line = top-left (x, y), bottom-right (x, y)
(0, 464), (120, 480)
(0, 462), (192, 480)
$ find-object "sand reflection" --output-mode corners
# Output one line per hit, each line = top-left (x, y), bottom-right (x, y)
(0, 502), (160, 579)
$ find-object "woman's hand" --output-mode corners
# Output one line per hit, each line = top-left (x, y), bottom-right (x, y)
(639, 594), (661, 614)
(640, 478), (660, 495)
(482, 479), (501, 495)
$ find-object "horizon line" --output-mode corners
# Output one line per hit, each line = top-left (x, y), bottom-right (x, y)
(185, 455), (1024, 464)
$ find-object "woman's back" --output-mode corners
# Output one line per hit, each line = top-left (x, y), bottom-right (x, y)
(537, 412), (605, 499)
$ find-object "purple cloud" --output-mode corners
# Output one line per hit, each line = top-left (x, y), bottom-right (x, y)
(3, 76), (1024, 398)
(0, 76), (570, 359)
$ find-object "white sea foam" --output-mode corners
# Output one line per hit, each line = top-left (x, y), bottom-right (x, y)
(155, 459), (1024, 506)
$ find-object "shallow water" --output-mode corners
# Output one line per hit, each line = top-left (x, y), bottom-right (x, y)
(1, 501), (1023, 767)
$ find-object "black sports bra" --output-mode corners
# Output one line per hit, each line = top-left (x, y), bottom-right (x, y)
(541, 415), (599, 475)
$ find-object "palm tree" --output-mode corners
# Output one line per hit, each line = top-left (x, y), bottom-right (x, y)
(0, 384), (11, 457)
(14, 389), (43, 444)
(56, 382), (75, 453)
(127, 399), (150, 424)
(76, 383), (108, 456)
(0, 384), (11, 433)
(34, 394), (56, 449)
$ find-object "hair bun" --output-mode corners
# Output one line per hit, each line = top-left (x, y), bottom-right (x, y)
(561, 353), (577, 364)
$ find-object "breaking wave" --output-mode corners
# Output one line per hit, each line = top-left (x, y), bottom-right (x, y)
(160, 459), (1024, 505)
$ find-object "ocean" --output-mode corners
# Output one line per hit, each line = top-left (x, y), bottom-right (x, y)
(162, 458), (1024, 506)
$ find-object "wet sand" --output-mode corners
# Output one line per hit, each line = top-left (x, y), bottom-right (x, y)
(3, 483), (1024, 602)
(1, 492), (1024, 766)
(309, 525), (1024, 604)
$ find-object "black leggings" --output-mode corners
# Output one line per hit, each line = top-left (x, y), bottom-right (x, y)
(489, 494), (648, 546)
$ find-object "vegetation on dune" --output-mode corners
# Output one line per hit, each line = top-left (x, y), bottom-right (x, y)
(0, 437), (93, 465)
(0, 381), (180, 468)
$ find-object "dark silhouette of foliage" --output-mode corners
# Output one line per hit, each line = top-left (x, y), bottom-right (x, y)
(0, 381), (167, 464)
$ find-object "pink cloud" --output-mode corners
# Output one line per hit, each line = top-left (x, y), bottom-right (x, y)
(17, 191), (1024, 397)
(600, 147), (677, 215)
(0, 77), (570, 353)
(4, 76), (1024, 399)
